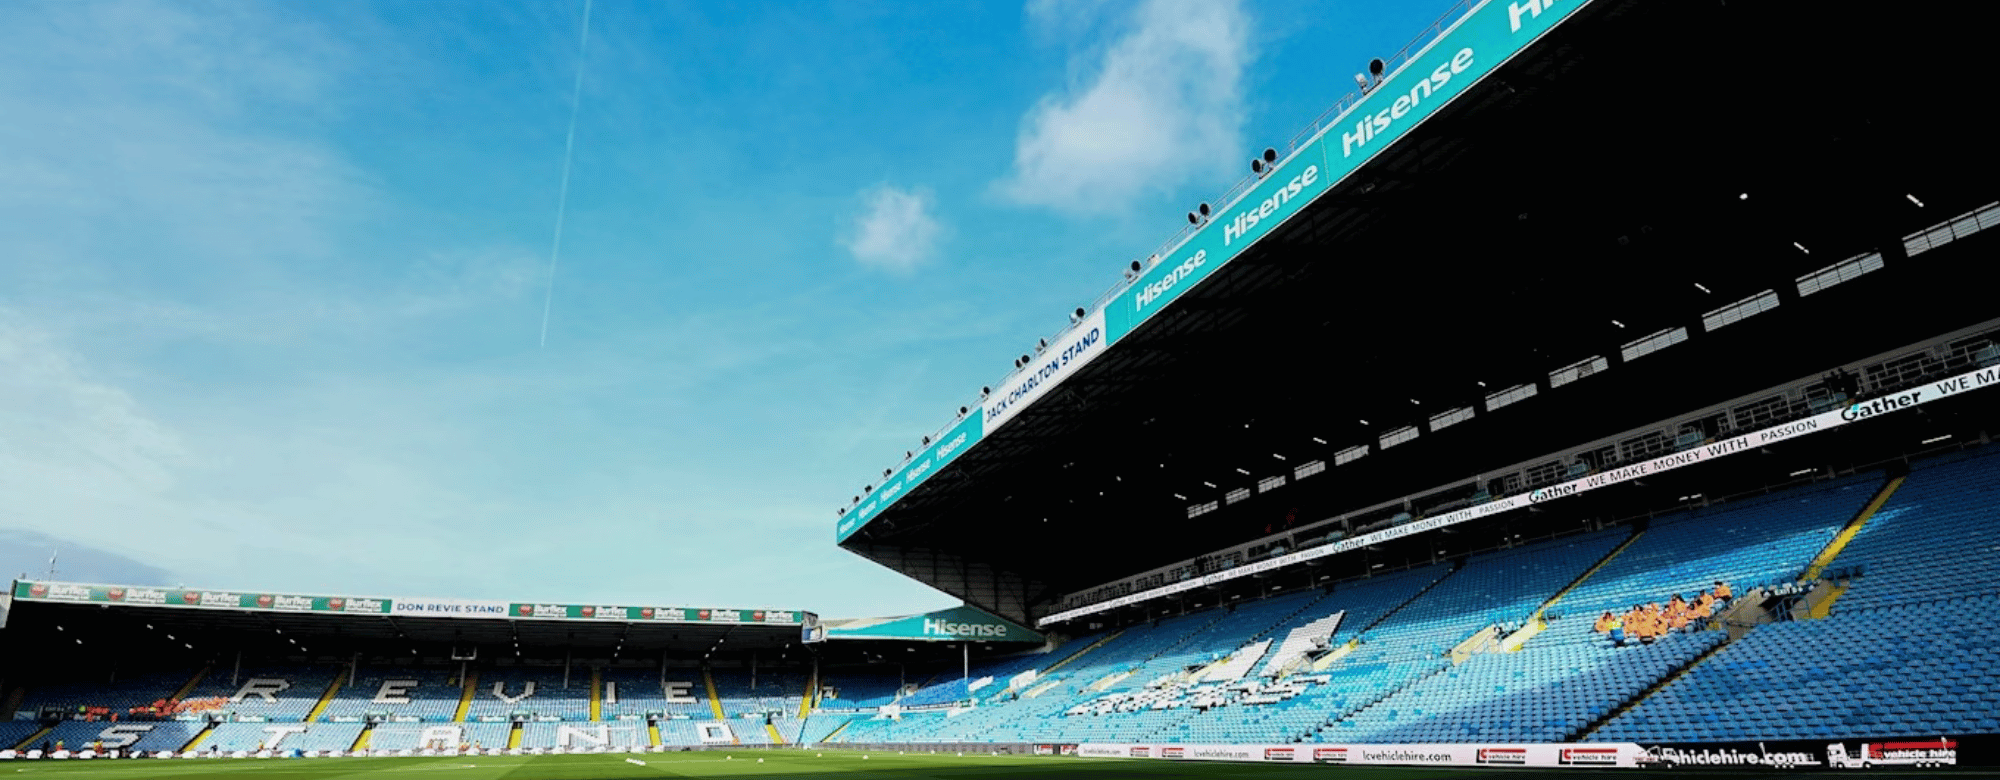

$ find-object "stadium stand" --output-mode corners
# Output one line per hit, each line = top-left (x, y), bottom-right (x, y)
(599, 668), (706, 721)
(460, 667), (589, 722)
(11, 670), (192, 720)
(202, 722), (364, 752)
(521, 720), (650, 750)
(1590, 450), (2000, 743)
(368, 722), (511, 752)
(317, 666), (462, 723)
(176, 665), (337, 722)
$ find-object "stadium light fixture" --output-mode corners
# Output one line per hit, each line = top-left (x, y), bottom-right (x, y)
(1358, 419), (1369, 426)
(1793, 241), (1809, 254)
(1694, 282), (1711, 294)
(1186, 202), (1211, 226)
(1611, 320), (1625, 328)
(1907, 193), (1926, 207)
(1922, 434), (1953, 444)
(1369, 58), (1386, 81)
(883, 469), (892, 478)
(1250, 147), (1278, 175)
(1311, 436), (1326, 444)
(958, 406), (968, 417)
(1173, 493), (1186, 500)
(922, 435), (931, 445)
(1271, 453), (1285, 460)
(980, 387), (990, 399)
(1202, 481), (1217, 488)
(1071, 307), (1086, 323)
(1235, 468), (1250, 475)
(1739, 193), (1749, 200)
(1035, 338), (1047, 354)
(1354, 72), (1369, 90)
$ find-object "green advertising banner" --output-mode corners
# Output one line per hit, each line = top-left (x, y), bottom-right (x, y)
(12, 580), (807, 626)
(819, 604), (1043, 643)
(12, 581), (389, 614)
(506, 602), (805, 625)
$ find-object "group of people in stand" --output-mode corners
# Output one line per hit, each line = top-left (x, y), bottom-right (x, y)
(1593, 581), (1733, 647)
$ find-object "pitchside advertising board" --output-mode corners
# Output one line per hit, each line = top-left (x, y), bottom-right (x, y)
(8, 581), (809, 627)
(837, 0), (1597, 544)
(1040, 364), (2000, 625)
(1076, 742), (1645, 768)
(1074, 738), (1988, 769)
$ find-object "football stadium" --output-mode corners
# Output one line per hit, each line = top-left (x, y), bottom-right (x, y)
(6, 0), (2000, 777)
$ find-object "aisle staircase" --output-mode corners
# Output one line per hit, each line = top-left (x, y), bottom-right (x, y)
(1572, 632), (1737, 741)
(1801, 475), (1905, 582)
(453, 671), (479, 722)
(180, 723), (217, 753)
(349, 724), (374, 753)
(588, 669), (602, 722)
(10, 725), (53, 751)
(305, 667), (347, 722)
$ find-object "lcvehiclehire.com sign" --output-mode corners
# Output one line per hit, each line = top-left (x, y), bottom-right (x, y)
(1076, 742), (1646, 768)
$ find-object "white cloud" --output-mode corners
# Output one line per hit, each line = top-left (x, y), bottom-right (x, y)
(842, 184), (944, 273)
(998, 0), (1252, 214)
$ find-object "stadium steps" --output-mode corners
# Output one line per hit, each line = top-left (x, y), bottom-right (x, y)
(648, 722), (662, 747)
(1532, 528), (1645, 626)
(1570, 628), (1740, 742)
(0, 682), (25, 720)
(799, 668), (817, 718)
(349, 724), (374, 753)
(1800, 475), (1905, 582)
(589, 668), (602, 722)
(822, 719), (855, 742)
(170, 665), (210, 701)
(453, 670), (479, 722)
(1801, 580), (1851, 619)
(304, 666), (347, 722)
(765, 723), (785, 744)
(701, 668), (728, 722)
(10, 725), (54, 751)
(506, 722), (522, 750)
(1320, 663), (1451, 733)
(180, 722), (217, 753)
(1037, 629), (1125, 676)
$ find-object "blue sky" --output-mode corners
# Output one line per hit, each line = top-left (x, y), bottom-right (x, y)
(0, 0), (1456, 618)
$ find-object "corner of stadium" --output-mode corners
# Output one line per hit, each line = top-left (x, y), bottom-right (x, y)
(7, 0), (2000, 776)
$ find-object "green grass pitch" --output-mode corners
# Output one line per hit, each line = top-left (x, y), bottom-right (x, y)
(3, 750), (1996, 779)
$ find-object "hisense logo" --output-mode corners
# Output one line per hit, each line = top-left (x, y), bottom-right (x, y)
(923, 619), (1006, 637)
(1221, 165), (1319, 247)
(1341, 48), (1475, 158)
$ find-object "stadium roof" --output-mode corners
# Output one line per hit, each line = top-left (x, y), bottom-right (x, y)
(837, 0), (2000, 624)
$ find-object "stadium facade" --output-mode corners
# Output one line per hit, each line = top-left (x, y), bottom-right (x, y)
(6, 0), (2000, 770)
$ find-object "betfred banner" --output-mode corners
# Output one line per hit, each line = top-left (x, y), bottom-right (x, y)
(1040, 363), (2000, 626)
(505, 604), (806, 625)
(1076, 742), (1646, 768)
(819, 604), (1043, 643)
(11, 582), (389, 615)
(11, 580), (807, 626)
